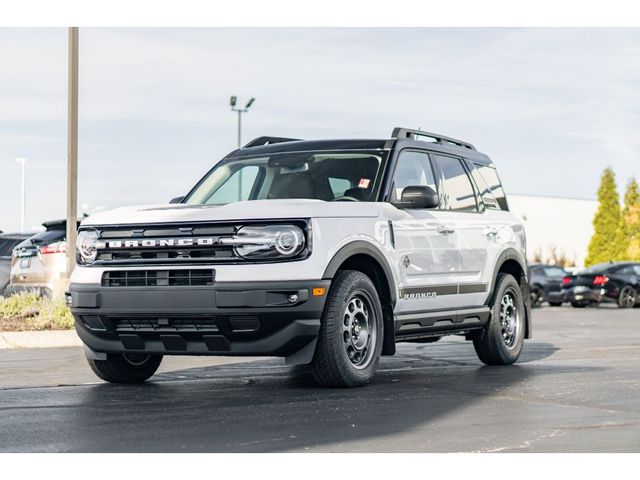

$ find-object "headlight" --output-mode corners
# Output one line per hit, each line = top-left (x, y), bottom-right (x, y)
(223, 225), (306, 259)
(76, 230), (99, 265)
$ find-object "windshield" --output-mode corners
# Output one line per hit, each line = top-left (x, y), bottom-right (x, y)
(185, 150), (387, 205)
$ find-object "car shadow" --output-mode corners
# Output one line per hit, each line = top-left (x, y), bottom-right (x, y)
(11, 339), (596, 452)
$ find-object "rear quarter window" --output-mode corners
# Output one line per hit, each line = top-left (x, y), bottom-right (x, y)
(473, 163), (508, 211)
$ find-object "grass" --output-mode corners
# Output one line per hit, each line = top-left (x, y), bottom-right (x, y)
(0, 291), (74, 331)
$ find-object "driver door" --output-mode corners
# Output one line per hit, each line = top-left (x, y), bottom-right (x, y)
(390, 150), (462, 314)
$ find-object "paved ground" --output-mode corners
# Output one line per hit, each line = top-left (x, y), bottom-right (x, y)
(1, 305), (639, 452)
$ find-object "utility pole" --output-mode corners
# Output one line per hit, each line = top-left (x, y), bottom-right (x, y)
(15, 157), (26, 231)
(230, 96), (255, 199)
(66, 27), (79, 278)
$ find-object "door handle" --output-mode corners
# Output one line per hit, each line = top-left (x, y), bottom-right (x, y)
(485, 227), (499, 237)
(437, 224), (455, 235)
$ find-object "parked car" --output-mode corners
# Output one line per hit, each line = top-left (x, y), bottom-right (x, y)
(561, 261), (640, 308)
(6, 220), (75, 299)
(528, 264), (570, 307)
(0, 233), (32, 296)
(69, 127), (531, 387)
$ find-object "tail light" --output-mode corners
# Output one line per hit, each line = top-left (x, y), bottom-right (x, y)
(562, 276), (571, 286)
(39, 242), (66, 255)
(593, 275), (608, 286)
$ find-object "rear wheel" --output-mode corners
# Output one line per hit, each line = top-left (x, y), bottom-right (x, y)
(618, 286), (637, 308)
(473, 273), (525, 365)
(548, 301), (563, 307)
(87, 353), (163, 383)
(571, 301), (588, 308)
(311, 270), (383, 387)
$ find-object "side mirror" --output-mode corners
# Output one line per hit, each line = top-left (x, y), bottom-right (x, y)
(393, 186), (439, 209)
(169, 196), (184, 204)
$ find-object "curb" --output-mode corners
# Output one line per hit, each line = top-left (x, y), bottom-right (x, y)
(0, 330), (82, 349)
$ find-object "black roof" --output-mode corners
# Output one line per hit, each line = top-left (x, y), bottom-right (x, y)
(227, 127), (494, 166)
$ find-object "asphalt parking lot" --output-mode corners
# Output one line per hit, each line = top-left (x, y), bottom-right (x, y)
(1, 305), (639, 452)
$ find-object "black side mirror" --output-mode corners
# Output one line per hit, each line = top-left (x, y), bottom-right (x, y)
(393, 186), (439, 209)
(169, 196), (184, 204)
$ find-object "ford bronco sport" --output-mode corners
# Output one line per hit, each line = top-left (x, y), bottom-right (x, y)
(69, 127), (531, 387)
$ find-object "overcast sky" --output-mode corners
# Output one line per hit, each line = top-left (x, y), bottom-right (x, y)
(1, 28), (639, 232)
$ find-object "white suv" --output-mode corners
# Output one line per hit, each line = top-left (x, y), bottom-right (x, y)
(69, 128), (531, 387)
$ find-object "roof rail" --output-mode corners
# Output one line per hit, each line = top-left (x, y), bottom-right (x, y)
(391, 127), (476, 151)
(243, 136), (301, 148)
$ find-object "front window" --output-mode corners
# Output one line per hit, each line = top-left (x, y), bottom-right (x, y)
(185, 150), (387, 205)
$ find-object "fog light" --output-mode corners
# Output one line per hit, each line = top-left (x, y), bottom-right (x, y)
(288, 294), (298, 304)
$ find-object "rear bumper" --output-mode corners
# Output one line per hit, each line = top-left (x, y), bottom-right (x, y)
(69, 279), (330, 364)
(544, 290), (565, 303)
(562, 287), (604, 304)
(4, 284), (53, 298)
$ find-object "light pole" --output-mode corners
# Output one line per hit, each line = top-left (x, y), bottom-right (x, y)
(230, 96), (255, 200)
(67, 27), (79, 277)
(15, 157), (26, 231)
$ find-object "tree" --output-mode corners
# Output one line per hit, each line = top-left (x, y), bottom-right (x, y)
(585, 168), (625, 266)
(621, 177), (640, 261)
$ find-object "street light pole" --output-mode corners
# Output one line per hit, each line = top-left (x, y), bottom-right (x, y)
(66, 27), (79, 278)
(15, 157), (26, 231)
(230, 96), (255, 200)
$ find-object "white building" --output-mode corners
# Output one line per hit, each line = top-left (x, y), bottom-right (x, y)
(508, 194), (598, 268)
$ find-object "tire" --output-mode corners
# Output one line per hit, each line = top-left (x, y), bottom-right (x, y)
(311, 270), (383, 387)
(473, 273), (525, 365)
(548, 302), (563, 307)
(571, 301), (587, 308)
(530, 286), (543, 308)
(618, 285), (638, 309)
(87, 353), (163, 383)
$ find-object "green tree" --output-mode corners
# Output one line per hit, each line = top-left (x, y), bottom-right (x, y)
(621, 177), (640, 261)
(585, 168), (625, 266)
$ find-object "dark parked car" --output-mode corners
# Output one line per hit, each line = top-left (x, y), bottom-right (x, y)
(528, 264), (570, 307)
(0, 233), (32, 296)
(561, 262), (640, 308)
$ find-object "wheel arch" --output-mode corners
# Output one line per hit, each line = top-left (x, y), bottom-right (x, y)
(323, 241), (397, 355)
(489, 249), (533, 339)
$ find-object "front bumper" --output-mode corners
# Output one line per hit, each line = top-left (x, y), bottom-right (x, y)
(69, 279), (330, 364)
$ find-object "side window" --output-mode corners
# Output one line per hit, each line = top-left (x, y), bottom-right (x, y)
(205, 166), (260, 204)
(468, 162), (498, 210)
(433, 155), (478, 212)
(391, 151), (437, 202)
(474, 163), (508, 210)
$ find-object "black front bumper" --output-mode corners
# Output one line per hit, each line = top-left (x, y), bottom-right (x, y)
(70, 280), (330, 363)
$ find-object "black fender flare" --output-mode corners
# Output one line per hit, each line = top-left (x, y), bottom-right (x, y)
(322, 241), (398, 356)
(322, 240), (397, 305)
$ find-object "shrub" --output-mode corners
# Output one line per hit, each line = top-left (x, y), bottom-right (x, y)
(0, 291), (74, 331)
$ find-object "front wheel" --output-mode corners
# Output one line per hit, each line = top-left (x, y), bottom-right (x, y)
(548, 301), (563, 307)
(473, 273), (525, 365)
(87, 353), (163, 383)
(311, 270), (383, 387)
(618, 285), (637, 308)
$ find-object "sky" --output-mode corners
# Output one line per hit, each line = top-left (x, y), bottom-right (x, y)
(1, 27), (639, 232)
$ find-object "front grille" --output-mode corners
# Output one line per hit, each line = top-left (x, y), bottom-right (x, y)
(102, 269), (215, 287)
(95, 223), (238, 264)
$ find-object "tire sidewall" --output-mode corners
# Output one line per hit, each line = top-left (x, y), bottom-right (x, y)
(322, 271), (384, 383)
(487, 275), (525, 363)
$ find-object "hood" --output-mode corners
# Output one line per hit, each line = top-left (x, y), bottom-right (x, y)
(81, 199), (381, 226)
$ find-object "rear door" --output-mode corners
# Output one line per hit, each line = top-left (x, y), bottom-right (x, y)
(430, 154), (493, 308)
